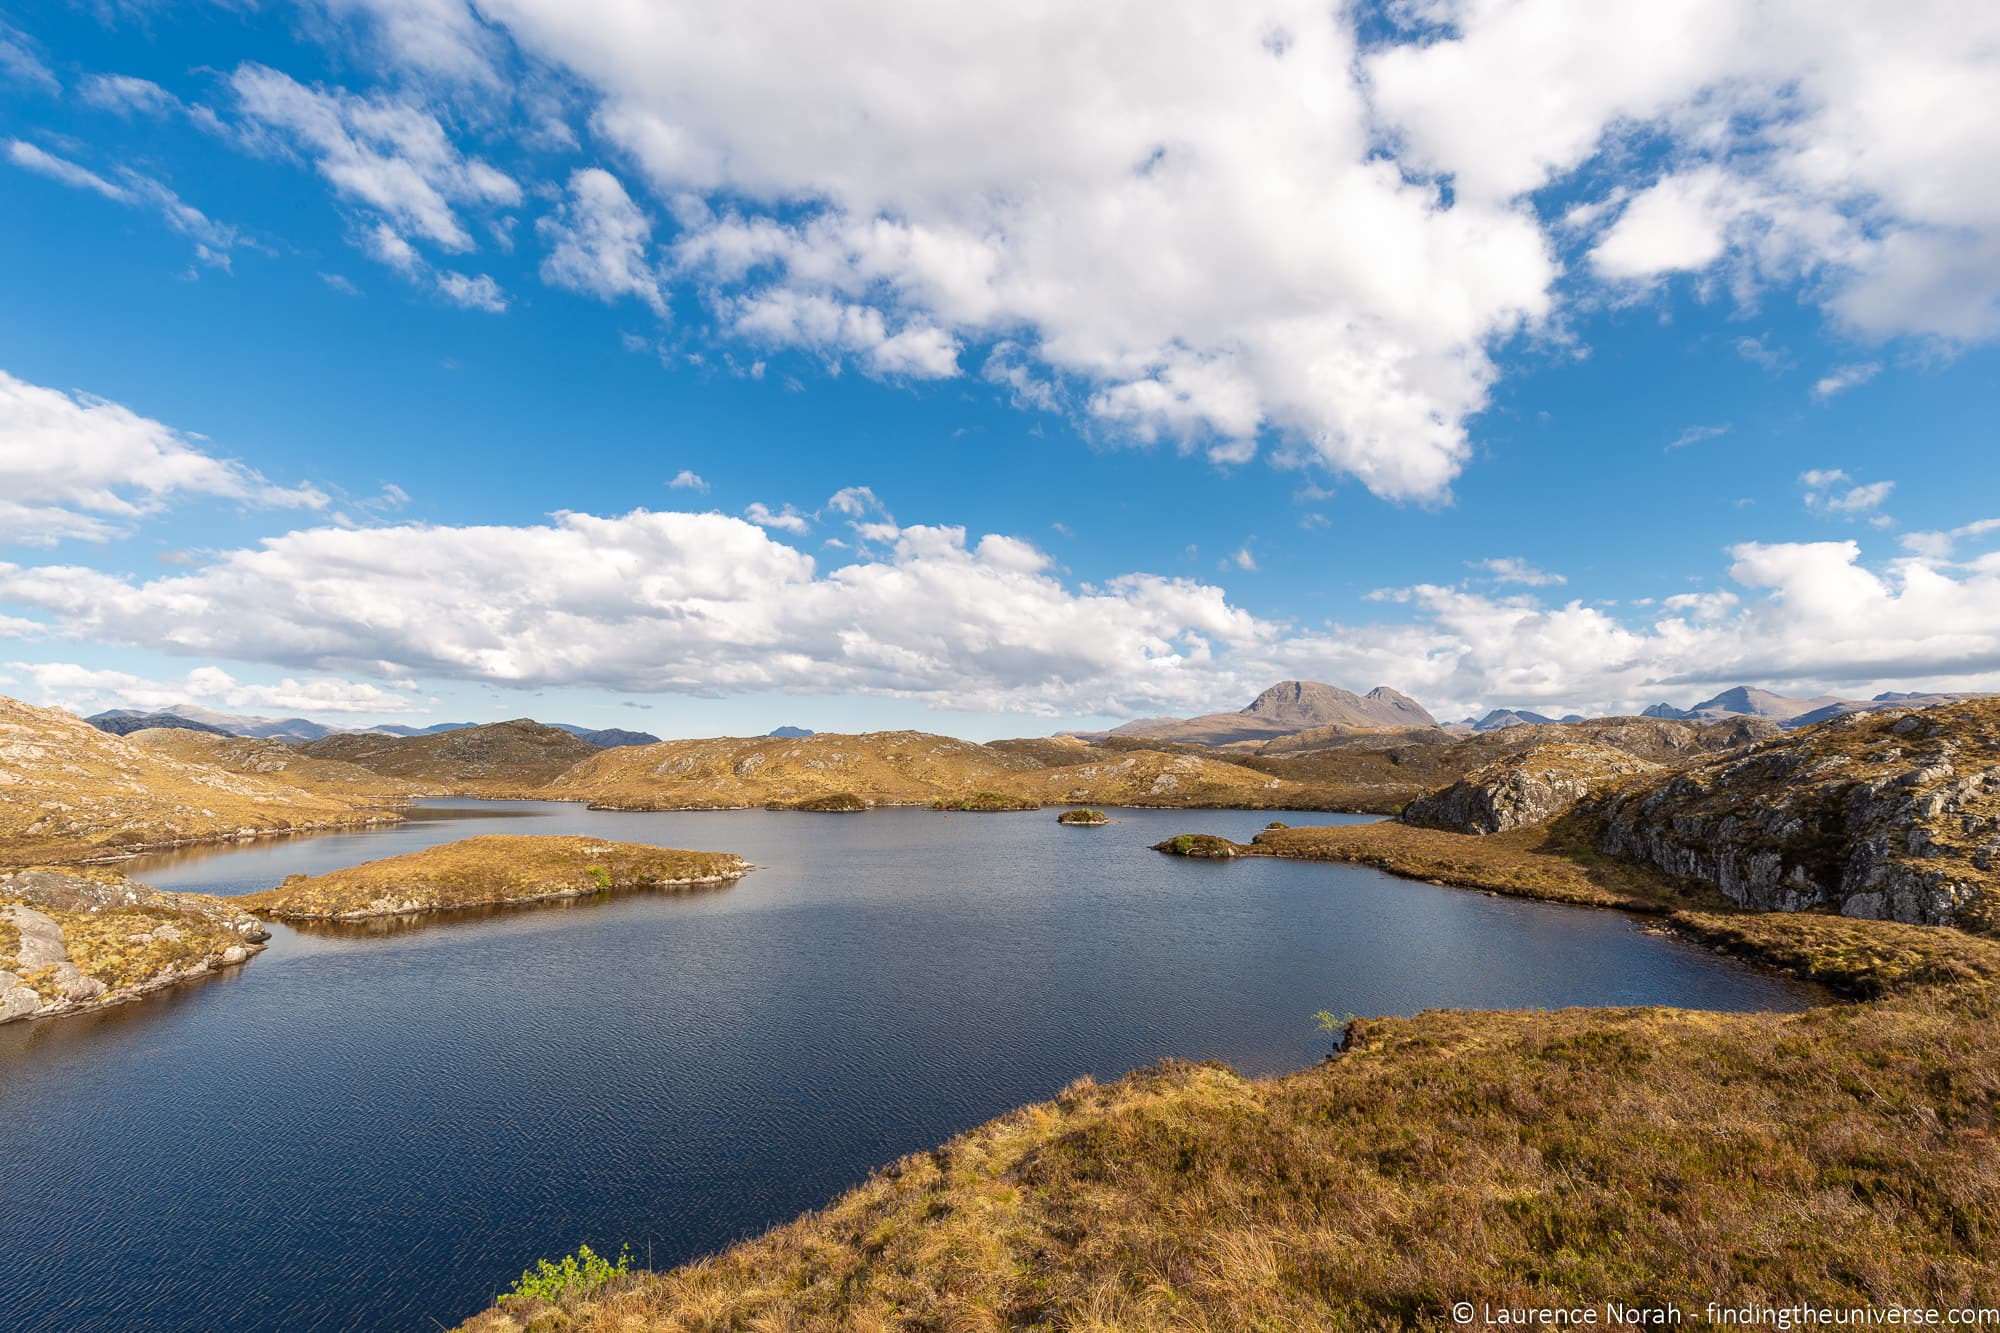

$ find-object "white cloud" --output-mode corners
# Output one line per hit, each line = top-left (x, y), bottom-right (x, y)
(3, 506), (1999, 720)
(1229, 547), (1258, 572)
(8, 140), (245, 268)
(743, 502), (810, 534)
(1667, 423), (1730, 451)
(1471, 557), (1566, 587)
(668, 470), (708, 493)
(0, 368), (326, 547)
(1812, 362), (1881, 400)
(5, 662), (419, 717)
(537, 168), (669, 317)
(229, 63), (519, 252)
(435, 270), (508, 312)
(1901, 517), (2000, 562)
(0, 23), (56, 94)
(79, 74), (180, 118)
(1801, 468), (1894, 518)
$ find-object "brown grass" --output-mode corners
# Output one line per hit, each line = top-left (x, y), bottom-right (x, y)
(238, 834), (749, 920)
(1231, 812), (1724, 913)
(457, 955), (2000, 1331)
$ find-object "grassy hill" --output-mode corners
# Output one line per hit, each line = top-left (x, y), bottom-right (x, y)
(0, 695), (399, 864)
(126, 727), (421, 800)
(298, 719), (602, 795)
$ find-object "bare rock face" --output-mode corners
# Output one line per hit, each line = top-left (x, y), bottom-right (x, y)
(1597, 702), (2000, 927)
(1402, 742), (1663, 835)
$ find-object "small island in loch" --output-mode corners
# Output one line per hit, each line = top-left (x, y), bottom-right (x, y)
(239, 835), (751, 921)
(1056, 807), (1109, 825)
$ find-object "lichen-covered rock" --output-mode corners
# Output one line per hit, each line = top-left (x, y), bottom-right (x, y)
(1598, 701), (2000, 927)
(1402, 742), (1663, 835)
(0, 866), (268, 1024)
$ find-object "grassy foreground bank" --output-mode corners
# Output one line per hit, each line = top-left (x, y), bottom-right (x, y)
(455, 843), (2000, 1328)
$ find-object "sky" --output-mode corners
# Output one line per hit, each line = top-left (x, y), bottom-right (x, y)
(0, 0), (1997, 739)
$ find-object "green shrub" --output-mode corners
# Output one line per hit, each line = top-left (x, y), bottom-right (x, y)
(504, 1243), (632, 1305)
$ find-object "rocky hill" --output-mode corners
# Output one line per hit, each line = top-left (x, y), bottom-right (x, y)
(125, 728), (421, 800)
(1107, 680), (1437, 746)
(0, 696), (399, 864)
(2, 866), (270, 1023)
(298, 719), (602, 795)
(1643, 684), (1990, 729)
(85, 711), (233, 738)
(1598, 699), (2000, 927)
(1403, 742), (1662, 835)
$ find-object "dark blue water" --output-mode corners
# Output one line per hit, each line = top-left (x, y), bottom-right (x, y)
(0, 802), (1818, 1332)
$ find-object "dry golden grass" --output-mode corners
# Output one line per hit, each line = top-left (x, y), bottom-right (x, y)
(239, 834), (749, 920)
(0, 695), (399, 864)
(457, 921), (2000, 1331)
(1230, 812), (1722, 912)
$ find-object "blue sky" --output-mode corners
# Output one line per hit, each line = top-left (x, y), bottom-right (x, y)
(1, 0), (1997, 738)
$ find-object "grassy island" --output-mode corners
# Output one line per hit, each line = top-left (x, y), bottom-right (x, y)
(1057, 807), (1109, 825)
(779, 792), (870, 812)
(929, 791), (1043, 812)
(240, 835), (749, 921)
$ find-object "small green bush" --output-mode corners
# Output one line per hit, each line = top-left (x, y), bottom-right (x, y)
(504, 1242), (632, 1305)
(586, 865), (611, 890)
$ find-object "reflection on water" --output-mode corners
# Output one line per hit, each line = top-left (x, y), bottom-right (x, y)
(0, 802), (1822, 1333)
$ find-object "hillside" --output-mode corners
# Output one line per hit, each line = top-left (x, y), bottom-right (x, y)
(545, 731), (1048, 809)
(126, 728), (421, 799)
(1643, 685), (1992, 729)
(1106, 680), (1437, 746)
(547, 730), (1333, 811)
(298, 720), (602, 795)
(1402, 741), (1662, 834)
(1243, 715), (1782, 813)
(1599, 698), (2000, 928)
(0, 695), (399, 864)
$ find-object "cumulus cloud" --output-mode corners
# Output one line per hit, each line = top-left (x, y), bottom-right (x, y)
(6, 661), (420, 717)
(4, 503), (1999, 720)
(668, 470), (708, 493)
(0, 368), (326, 547)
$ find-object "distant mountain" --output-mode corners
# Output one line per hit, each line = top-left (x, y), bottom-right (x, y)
(768, 725), (815, 738)
(548, 725), (662, 748)
(83, 705), (656, 748)
(1106, 681), (1437, 746)
(297, 720), (603, 793)
(85, 711), (233, 738)
(88, 703), (338, 742)
(1638, 685), (1991, 729)
(1472, 709), (1558, 732)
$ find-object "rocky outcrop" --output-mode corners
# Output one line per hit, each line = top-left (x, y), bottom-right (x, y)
(1598, 702), (2000, 926)
(0, 867), (268, 1024)
(1402, 742), (1662, 835)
